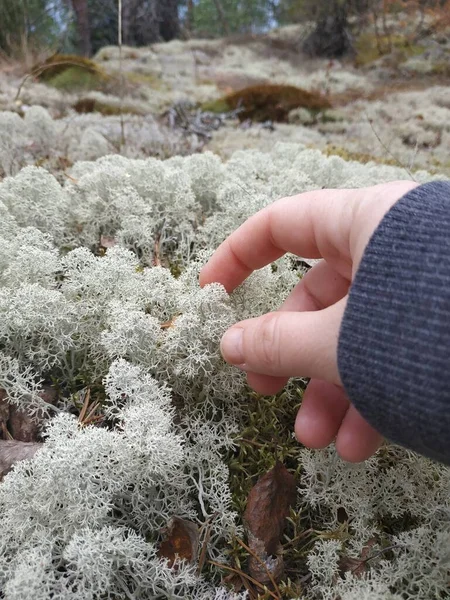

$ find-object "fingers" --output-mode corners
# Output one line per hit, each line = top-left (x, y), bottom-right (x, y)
(200, 188), (362, 293)
(280, 260), (350, 312)
(246, 372), (288, 396)
(248, 261), (350, 395)
(295, 379), (350, 448)
(295, 379), (383, 462)
(220, 297), (346, 384)
(335, 405), (383, 462)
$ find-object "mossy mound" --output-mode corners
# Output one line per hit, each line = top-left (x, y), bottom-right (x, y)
(73, 97), (144, 116)
(323, 144), (400, 168)
(203, 84), (331, 122)
(355, 33), (425, 67)
(33, 54), (110, 92)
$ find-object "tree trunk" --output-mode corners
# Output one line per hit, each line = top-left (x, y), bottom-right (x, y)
(71, 0), (92, 56)
(122, 0), (141, 45)
(158, 0), (180, 41)
(213, 0), (230, 35)
(132, 0), (160, 45)
(302, 0), (353, 58)
(186, 0), (194, 35)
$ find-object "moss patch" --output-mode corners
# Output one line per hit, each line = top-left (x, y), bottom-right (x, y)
(203, 84), (331, 122)
(217, 384), (320, 598)
(323, 144), (401, 167)
(33, 54), (110, 92)
(73, 97), (145, 116)
(355, 32), (425, 67)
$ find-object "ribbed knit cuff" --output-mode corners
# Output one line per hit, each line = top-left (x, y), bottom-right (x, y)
(338, 181), (450, 464)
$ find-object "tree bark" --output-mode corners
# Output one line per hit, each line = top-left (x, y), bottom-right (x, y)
(158, 0), (180, 41)
(302, 0), (353, 58)
(213, 0), (230, 36)
(71, 0), (92, 56)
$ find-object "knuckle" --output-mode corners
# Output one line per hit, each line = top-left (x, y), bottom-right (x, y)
(253, 313), (282, 371)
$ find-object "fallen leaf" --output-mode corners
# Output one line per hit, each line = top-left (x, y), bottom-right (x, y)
(0, 440), (42, 480)
(339, 538), (377, 578)
(0, 390), (10, 439)
(8, 385), (58, 442)
(160, 314), (181, 329)
(243, 461), (296, 584)
(158, 517), (199, 568)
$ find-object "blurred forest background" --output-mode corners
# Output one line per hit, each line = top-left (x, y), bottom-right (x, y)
(1, 0), (449, 62)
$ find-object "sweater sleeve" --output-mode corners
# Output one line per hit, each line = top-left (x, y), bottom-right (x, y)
(337, 180), (450, 465)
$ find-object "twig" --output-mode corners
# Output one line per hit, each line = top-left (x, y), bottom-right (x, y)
(208, 560), (279, 600)
(197, 512), (219, 575)
(364, 111), (416, 181)
(235, 537), (282, 599)
(78, 388), (91, 424)
(350, 544), (400, 574)
(282, 528), (314, 549)
(153, 235), (161, 266)
(118, 0), (125, 149)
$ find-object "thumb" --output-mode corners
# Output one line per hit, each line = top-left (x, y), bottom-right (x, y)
(220, 297), (346, 385)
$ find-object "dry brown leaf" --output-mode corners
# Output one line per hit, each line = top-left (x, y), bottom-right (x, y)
(8, 385), (58, 442)
(243, 461), (296, 584)
(0, 390), (11, 439)
(244, 461), (296, 555)
(158, 517), (200, 568)
(339, 538), (377, 578)
(0, 440), (42, 480)
(160, 314), (181, 329)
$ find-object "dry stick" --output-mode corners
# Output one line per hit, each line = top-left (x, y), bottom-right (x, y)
(118, 0), (125, 149)
(364, 111), (417, 182)
(235, 537), (282, 599)
(78, 388), (91, 424)
(208, 560), (280, 600)
(197, 513), (218, 575)
(350, 544), (401, 575)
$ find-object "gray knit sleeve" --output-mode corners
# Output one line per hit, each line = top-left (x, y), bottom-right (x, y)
(338, 180), (450, 464)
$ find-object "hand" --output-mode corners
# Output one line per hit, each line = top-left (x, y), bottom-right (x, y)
(200, 181), (418, 462)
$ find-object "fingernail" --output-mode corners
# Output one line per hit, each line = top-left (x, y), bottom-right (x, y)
(221, 327), (244, 365)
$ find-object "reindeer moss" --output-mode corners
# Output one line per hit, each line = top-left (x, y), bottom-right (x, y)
(203, 84), (331, 122)
(33, 54), (110, 92)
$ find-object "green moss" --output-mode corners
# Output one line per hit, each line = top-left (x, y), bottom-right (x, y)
(73, 97), (144, 116)
(355, 32), (425, 67)
(202, 98), (232, 113)
(218, 383), (322, 597)
(123, 71), (162, 87)
(33, 54), (110, 92)
(430, 61), (450, 76)
(323, 144), (400, 167)
(203, 84), (331, 122)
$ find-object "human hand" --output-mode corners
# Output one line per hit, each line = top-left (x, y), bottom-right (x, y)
(199, 181), (418, 462)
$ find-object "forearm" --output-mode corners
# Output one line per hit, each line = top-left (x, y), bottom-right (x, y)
(338, 181), (450, 464)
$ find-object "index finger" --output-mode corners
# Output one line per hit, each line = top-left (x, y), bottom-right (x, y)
(199, 188), (361, 293)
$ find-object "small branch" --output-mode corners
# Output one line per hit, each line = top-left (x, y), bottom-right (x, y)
(118, 0), (126, 150)
(365, 111), (416, 181)
(208, 560), (279, 600)
(235, 537), (282, 598)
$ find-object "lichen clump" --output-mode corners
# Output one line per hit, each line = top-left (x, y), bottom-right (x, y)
(0, 143), (448, 599)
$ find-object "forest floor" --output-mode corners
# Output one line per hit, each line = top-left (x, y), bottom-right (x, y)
(1, 16), (450, 179)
